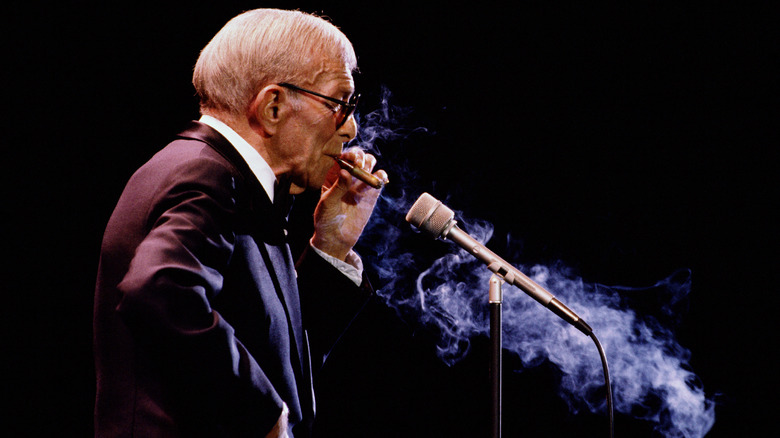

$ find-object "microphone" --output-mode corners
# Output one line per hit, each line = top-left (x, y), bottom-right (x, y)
(406, 193), (592, 335)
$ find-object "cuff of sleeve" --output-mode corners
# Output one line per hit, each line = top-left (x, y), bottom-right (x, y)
(309, 242), (364, 286)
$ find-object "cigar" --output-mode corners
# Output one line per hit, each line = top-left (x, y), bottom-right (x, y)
(330, 156), (388, 189)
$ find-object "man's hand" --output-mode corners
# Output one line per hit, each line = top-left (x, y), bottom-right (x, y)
(265, 402), (289, 438)
(311, 148), (386, 261)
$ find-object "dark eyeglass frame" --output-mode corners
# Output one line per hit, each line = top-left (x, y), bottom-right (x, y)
(278, 82), (359, 129)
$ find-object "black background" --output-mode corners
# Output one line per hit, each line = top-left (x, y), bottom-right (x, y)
(5, 1), (777, 436)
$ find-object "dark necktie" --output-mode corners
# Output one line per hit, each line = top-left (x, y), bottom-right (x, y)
(273, 177), (295, 220)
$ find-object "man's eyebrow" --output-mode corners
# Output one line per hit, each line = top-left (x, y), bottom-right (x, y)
(339, 87), (355, 99)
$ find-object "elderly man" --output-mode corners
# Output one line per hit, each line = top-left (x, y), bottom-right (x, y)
(93, 9), (385, 437)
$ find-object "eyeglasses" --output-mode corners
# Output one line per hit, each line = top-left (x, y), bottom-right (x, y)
(279, 82), (359, 129)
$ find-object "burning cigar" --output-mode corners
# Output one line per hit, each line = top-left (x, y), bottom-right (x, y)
(330, 156), (388, 189)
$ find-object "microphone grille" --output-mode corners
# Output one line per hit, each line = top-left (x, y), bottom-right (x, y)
(405, 192), (455, 238)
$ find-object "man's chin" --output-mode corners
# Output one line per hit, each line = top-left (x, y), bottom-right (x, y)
(289, 182), (307, 195)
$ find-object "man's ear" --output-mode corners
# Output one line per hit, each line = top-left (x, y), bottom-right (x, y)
(247, 85), (288, 137)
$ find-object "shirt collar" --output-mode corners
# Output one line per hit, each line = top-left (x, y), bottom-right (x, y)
(199, 114), (277, 204)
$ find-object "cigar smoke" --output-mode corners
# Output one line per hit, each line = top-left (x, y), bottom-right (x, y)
(352, 87), (716, 437)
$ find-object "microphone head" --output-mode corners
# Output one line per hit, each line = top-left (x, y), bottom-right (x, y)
(405, 192), (455, 238)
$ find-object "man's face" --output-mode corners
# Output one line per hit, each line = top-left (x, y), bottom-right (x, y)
(277, 63), (358, 193)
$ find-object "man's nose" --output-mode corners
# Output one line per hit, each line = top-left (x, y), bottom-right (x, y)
(339, 114), (358, 142)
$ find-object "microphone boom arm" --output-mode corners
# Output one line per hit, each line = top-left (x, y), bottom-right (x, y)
(443, 221), (592, 335)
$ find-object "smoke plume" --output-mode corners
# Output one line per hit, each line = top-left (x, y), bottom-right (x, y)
(352, 88), (716, 437)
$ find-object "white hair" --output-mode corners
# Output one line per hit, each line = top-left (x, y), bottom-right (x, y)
(193, 9), (358, 116)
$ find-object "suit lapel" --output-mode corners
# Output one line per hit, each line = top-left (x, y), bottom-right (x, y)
(263, 242), (306, 379)
(176, 121), (312, 414)
(177, 121), (281, 232)
(259, 241), (313, 419)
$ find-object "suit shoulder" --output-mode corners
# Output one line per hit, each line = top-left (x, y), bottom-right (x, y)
(151, 138), (235, 170)
(128, 139), (238, 187)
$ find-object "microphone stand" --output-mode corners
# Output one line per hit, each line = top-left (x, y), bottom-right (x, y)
(489, 275), (503, 438)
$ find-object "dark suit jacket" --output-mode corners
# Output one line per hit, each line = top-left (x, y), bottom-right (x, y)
(93, 121), (371, 437)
